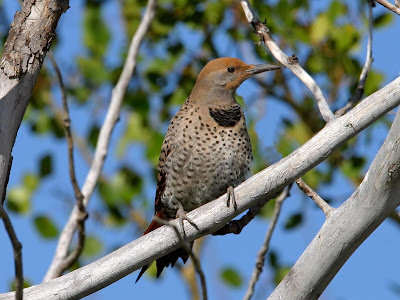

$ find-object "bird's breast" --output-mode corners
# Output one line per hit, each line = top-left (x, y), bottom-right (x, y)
(160, 103), (252, 217)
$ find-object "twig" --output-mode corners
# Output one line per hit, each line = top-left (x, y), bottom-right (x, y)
(240, 0), (335, 123)
(375, 0), (400, 15)
(49, 52), (88, 272)
(336, 0), (374, 116)
(46, 95), (93, 166)
(154, 216), (208, 300)
(212, 200), (268, 236)
(295, 178), (334, 217)
(389, 209), (400, 224)
(43, 0), (157, 281)
(243, 187), (290, 300)
(0, 205), (23, 300)
(1, 156), (12, 206)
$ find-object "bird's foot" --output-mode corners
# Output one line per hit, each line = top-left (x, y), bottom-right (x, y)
(176, 203), (199, 238)
(226, 186), (238, 210)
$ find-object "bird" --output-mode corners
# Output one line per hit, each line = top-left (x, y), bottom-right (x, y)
(136, 57), (280, 282)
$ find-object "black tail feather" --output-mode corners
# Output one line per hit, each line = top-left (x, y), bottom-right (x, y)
(135, 242), (193, 282)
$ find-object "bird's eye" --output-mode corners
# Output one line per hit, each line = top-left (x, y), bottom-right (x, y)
(227, 67), (235, 73)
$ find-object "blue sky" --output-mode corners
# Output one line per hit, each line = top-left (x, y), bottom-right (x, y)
(1, 1), (400, 299)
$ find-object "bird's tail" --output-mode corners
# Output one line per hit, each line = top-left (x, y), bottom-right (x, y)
(135, 212), (192, 282)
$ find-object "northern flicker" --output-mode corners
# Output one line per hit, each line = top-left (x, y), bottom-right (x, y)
(136, 57), (280, 281)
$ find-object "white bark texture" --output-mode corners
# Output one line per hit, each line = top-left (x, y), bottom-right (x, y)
(0, 0), (69, 203)
(269, 108), (400, 299)
(0, 76), (399, 300)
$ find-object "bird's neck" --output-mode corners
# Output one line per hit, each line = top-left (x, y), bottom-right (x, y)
(189, 80), (237, 107)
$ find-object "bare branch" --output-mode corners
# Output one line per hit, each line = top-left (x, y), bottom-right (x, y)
(269, 109), (400, 300)
(0, 205), (23, 300)
(240, 0), (335, 123)
(154, 217), (208, 300)
(295, 178), (334, 218)
(43, 0), (157, 281)
(375, 0), (400, 15)
(336, 1), (374, 116)
(243, 187), (291, 300)
(1, 73), (399, 300)
(48, 52), (88, 274)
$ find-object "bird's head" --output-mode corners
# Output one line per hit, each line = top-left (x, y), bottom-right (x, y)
(197, 57), (280, 90)
(190, 57), (280, 104)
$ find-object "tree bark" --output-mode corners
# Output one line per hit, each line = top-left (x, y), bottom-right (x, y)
(269, 108), (400, 300)
(0, 0), (69, 204)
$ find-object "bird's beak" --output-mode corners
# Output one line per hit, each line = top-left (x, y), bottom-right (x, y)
(245, 64), (281, 76)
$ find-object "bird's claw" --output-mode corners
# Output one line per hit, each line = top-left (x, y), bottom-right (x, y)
(226, 186), (237, 210)
(177, 203), (199, 238)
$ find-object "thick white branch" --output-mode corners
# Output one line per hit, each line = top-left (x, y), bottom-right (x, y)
(1, 75), (399, 300)
(269, 108), (400, 300)
(0, 0), (69, 203)
(43, 0), (157, 281)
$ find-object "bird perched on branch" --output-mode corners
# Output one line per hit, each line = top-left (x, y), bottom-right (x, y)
(136, 57), (280, 281)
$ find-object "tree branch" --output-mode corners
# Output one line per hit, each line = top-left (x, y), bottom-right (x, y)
(0, 205), (23, 300)
(0, 0), (69, 217)
(1, 73), (399, 300)
(295, 178), (334, 218)
(48, 52), (88, 274)
(375, 0), (400, 15)
(336, 0), (374, 116)
(240, 0), (335, 123)
(43, 0), (157, 281)
(269, 109), (400, 300)
(243, 187), (291, 300)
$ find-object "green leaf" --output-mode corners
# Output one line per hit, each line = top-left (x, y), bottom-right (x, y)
(7, 187), (30, 213)
(340, 155), (365, 184)
(82, 235), (103, 257)
(83, 3), (110, 58)
(310, 14), (330, 44)
(6, 173), (39, 214)
(39, 154), (53, 178)
(274, 266), (291, 285)
(220, 267), (243, 288)
(269, 250), (279, 269)
(23, 173), (39, 191)
(373, 13), (393, 28)
(364, 70), (384, 96)
(77, 57), (109, 86)
(34, 215), (59, 239)
(259, 198), (276, 219)
(9, 278), (31, 291)
(284, 213), (303, 230)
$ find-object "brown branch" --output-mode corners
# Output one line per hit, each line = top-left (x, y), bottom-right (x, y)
(336, 0), (374, 116)
(49, 52), (88, 273)
(375, 0), (400, 15)
(0, 205), (23, 300)
(154, 217), (208, 300)
(240, 0), (335, 123)
(296, 178), (334, 218)
(243, 187), (291, 300)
